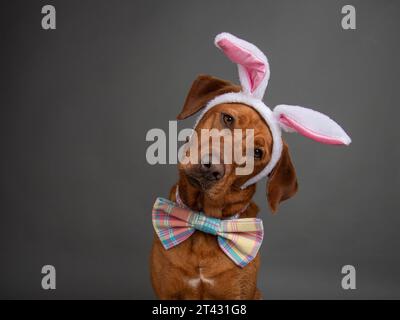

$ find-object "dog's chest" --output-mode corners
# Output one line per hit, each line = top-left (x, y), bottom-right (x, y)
(189, 232), (228, 262)
(177, 232), (235, 285)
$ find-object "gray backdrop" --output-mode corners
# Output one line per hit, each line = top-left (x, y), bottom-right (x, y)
(1, 0), (399, 299)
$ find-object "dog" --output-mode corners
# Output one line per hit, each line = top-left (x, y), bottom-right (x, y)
(150, 33), (350, 300)
(150, 75), (298, 299)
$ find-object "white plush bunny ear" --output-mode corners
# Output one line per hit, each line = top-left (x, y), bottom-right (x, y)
(215, 33), (270, 100)
(273, 105), (351, 145)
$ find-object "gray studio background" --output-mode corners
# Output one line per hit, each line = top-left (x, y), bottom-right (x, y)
(1, 0), (399, 299)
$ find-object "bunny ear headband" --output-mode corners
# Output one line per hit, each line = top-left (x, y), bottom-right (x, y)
(193, 32), (351, 189)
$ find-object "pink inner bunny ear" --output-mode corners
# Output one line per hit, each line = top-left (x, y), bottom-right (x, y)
(215, 33), (270, 99)
(274, 105), (351, 146)
(216, 38), (265, 92)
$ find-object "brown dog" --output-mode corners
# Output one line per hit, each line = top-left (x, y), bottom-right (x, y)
(150, 75), (298, 299)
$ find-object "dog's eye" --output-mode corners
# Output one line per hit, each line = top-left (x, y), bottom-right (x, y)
(254, 148), (263, 159)
(222, 113), (234, 127)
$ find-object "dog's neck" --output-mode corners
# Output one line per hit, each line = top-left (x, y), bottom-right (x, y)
(176, 174), (255, 219)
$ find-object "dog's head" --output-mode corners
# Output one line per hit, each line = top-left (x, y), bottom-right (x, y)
(177, 75), (298, 213)
(174, 33), (350, 214)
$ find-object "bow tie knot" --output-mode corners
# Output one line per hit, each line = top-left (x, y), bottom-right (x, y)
(189, 213), (220, 236)
(152, 197), (264, 268)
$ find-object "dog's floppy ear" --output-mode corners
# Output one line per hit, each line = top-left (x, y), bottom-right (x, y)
(177, 75), (240, 120)
(267, 141), (298, 213)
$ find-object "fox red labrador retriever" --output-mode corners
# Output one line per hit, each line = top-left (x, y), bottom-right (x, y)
(150, 75), (298, 299)
(150, 31), (350, 300)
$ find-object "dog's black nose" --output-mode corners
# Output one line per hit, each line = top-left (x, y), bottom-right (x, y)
(200, 161), (225, 181)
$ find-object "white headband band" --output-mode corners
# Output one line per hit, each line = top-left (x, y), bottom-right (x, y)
(193, 32), (351, 189)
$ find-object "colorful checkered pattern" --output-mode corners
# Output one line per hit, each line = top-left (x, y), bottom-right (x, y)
(152, 197), (264, 268)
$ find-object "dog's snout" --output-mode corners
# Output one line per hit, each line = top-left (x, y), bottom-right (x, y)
(200, 161), (225, 181)
(186, 154), (226, 189)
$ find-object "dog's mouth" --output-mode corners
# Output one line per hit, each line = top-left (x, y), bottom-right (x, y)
(186, 173), (216, 191)
(187, 175), (202, 189)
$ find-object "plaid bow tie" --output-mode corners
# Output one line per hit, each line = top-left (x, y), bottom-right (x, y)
(152, 197), (264, 267)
